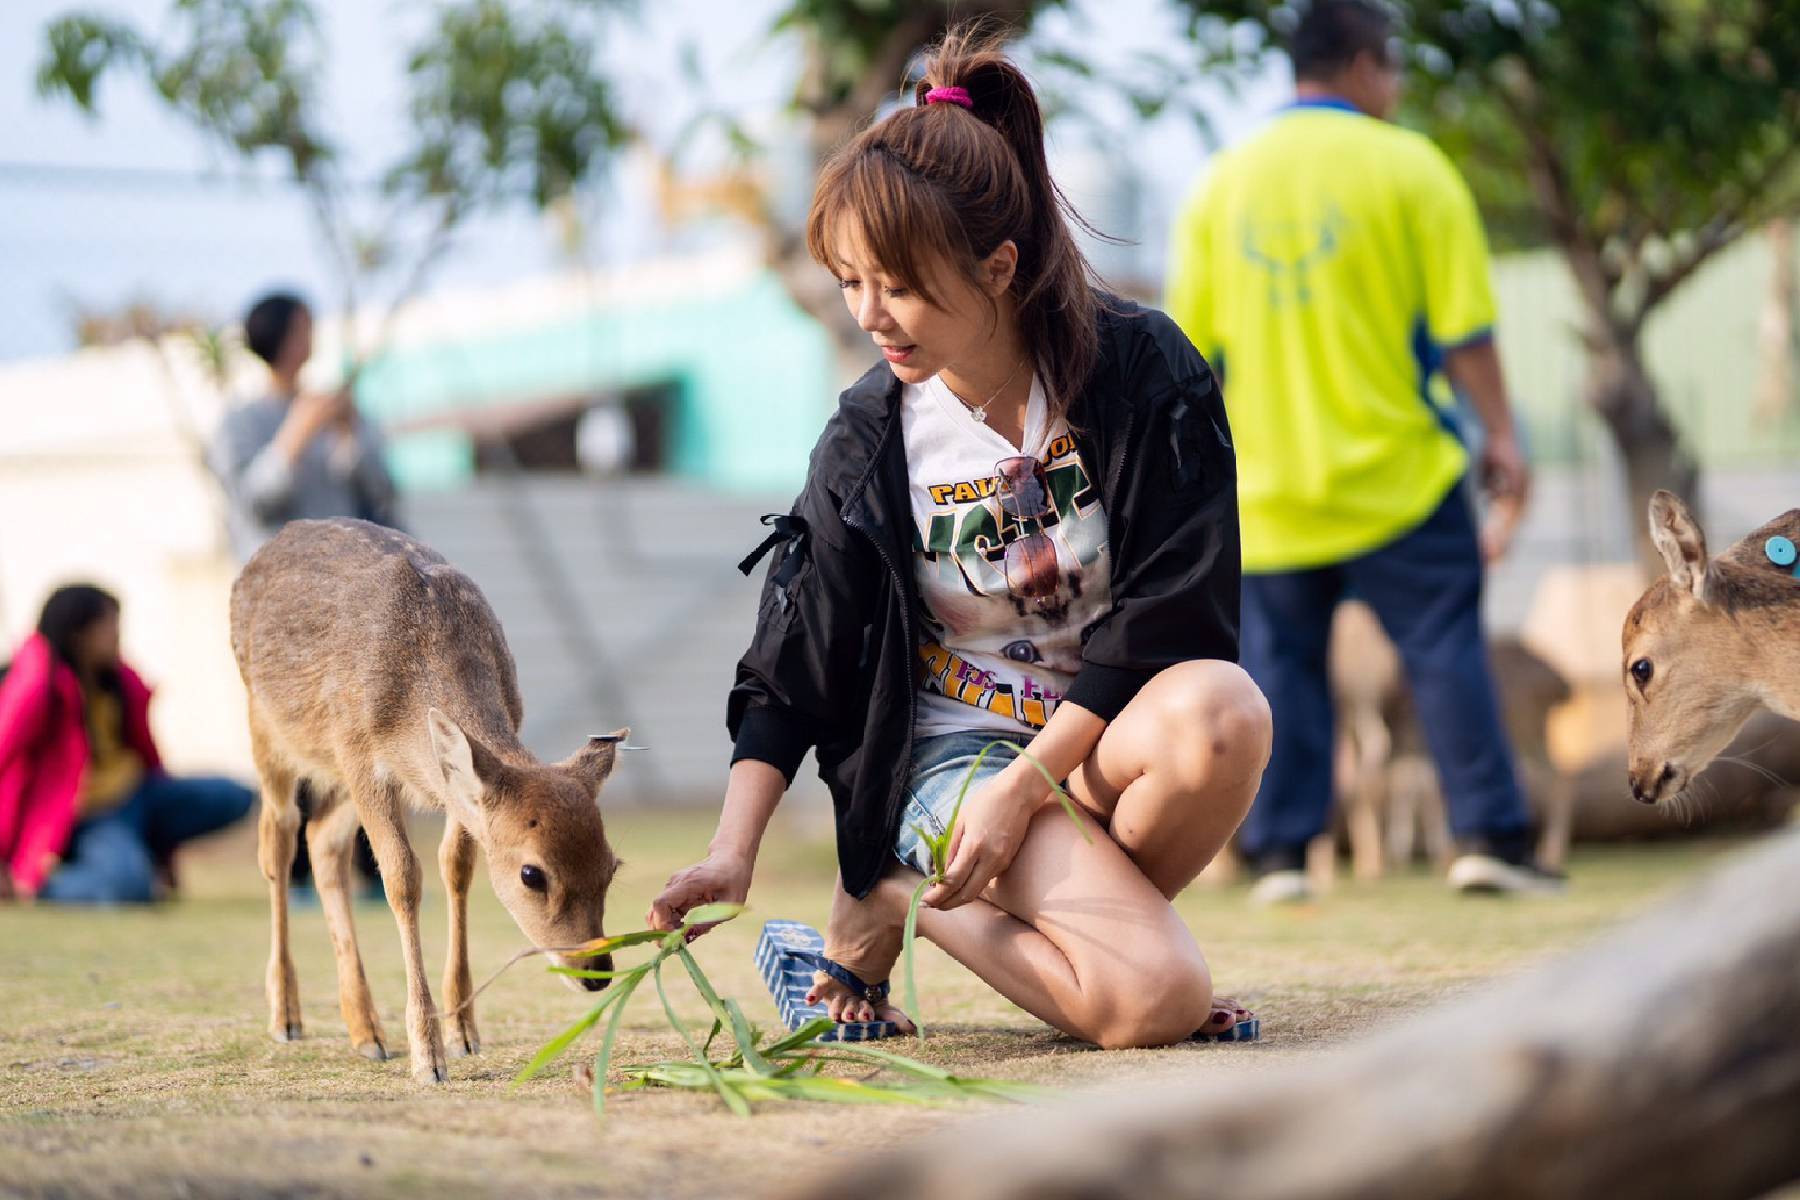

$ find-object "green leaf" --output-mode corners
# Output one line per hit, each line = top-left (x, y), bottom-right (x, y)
(680, 901), (747, 929)
(902, 874), (932, 1041)
(761, 1016), (836, 1056)
(512, 962), (647, 1085)
(676, 944), (775, 1077)
(565, 928), (673, 959)
(653, 959), (750, 1117)
(590, 966), (647, 1118)
(548, 966), (636, 980)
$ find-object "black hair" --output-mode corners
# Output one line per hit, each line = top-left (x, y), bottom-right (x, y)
(1290, 0), (1395, 82)
(37, 584), (124, 726)
(243, 291), (309, 367)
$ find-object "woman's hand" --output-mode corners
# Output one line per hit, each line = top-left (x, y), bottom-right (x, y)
(647, 849), (753, 940)
(922, 764), (1047, 910)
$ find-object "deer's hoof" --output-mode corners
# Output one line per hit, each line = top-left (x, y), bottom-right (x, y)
(272, 1023), (303, 1043)
(447, 1034), (479, 1059)
(356, 1040), (388, 1062)
(413, 1063), (449, 1085)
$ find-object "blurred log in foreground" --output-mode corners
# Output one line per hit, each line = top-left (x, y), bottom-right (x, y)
(795, 827), (1800, 1200)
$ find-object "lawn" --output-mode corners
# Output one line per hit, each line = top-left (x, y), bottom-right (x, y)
(0, 805), (1756, 1199)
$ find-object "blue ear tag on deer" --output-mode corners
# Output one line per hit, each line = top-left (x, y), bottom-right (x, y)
(1764, 536), (1799, 575)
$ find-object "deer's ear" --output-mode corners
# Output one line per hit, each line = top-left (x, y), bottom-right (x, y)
(1649, 490), (1714, 603)
(428, 707), (491, 833)
(562, 728), (627, 799)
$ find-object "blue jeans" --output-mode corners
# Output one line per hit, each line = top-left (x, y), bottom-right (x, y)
(38, 774), (254, 904)
(1236, 481), (1532, 864)
(892, 731), (1030, 877)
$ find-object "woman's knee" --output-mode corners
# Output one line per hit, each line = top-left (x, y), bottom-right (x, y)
(1150, 662), (1273, 782)
(1086, 956), (1214, 1050)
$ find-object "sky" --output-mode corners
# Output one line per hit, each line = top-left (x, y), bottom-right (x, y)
(0, 0), (1285, 363)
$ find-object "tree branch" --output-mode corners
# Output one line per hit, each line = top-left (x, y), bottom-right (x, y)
(1632, 142), (1800, 329)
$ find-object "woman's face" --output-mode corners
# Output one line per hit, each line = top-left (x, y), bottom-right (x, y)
(74, 610), (121, 672)
(831, 222), (1018, 386)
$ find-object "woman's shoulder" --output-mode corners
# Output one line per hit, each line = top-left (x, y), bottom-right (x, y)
(1095, 295), (1216, 397)
(806, 362), (900, 483)
(0, 634), (59, 704)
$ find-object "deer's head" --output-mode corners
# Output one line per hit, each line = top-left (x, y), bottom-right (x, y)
(428, 708), (624, 989)
(1623, 492), (1770, 806)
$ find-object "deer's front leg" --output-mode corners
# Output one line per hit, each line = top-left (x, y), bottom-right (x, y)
(253, 747), (303, 1044)
(358, 778), (447, 1084)
(439, 819), (480, 1058)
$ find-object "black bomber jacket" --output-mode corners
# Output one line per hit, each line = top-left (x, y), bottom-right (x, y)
(728, 296), (1240, 899)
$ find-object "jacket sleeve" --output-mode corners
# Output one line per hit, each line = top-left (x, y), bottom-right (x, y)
(0, 638), (55, 861)
(1064, 312), (1241, 721)
(210, 409), (295, 526)
(726, 448), (879, 784)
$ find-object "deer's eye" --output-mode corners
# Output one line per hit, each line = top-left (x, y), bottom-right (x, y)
(1631, 658), (1654, 689)
(520, 864), (547, 893)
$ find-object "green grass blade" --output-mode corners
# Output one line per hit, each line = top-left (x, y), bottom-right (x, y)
(653, 958), (750, 1117)
(512, 963), (647, 1085)
(722, 998), (776, 1077)
(809, 1040), (955, 1081)
(547, 966), (636, 981)
(1011, 747), (1092, 845)
(590, 967), (647, 1117)
(680, 901), (747, 929)
(565, 928), (675, 959)
(761, 1017), (835, 1057)
(901, 874), (932, 1041)
(676, 944), (775, 1076)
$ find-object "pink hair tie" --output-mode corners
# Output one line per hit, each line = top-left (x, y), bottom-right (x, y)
(924, 86), (973, 110)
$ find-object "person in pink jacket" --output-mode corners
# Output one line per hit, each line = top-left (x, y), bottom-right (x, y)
(0, 584), (252, 903)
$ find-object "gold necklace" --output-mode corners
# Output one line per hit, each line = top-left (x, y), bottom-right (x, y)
(945, 356), (1027, 424)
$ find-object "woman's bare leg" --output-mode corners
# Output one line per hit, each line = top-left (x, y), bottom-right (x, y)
(1065, 660), (1271, 898)
(818, 661), (1271, 1045)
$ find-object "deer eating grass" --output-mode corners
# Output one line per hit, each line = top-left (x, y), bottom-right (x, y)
(1623, 491), (1800, 810)
(230, 518), (626, 1084)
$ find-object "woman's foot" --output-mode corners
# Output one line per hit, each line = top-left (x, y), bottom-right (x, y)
(1194, 996), (1253, 1037)
(807, 873), (917, 1031)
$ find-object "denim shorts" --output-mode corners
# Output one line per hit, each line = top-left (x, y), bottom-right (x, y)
(891, 730), (1030, 877)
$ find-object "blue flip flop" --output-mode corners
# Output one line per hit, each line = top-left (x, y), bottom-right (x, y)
(1190, 1009), (1261, 1043)
(755, 919), (903, 1043)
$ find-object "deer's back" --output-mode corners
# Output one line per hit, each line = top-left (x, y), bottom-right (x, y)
(230, 519), (524, 749)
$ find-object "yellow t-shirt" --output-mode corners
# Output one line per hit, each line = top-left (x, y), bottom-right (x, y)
(79, 686), (143, 818)
(1166, 99), (1496, 572)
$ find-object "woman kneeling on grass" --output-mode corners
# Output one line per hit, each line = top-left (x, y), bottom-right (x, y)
(0, 585), (253, 903)
(650, 29), (1271, 1049)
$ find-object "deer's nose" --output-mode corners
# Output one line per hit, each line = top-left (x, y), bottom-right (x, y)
(580, 952), (614, 992)
(1630, 763), (1674, 805)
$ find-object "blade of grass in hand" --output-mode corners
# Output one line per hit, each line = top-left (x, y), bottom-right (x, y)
(653, 957), (750, 1117)
(676, 944), (774, 1076)
(513, 962), (647, 1085)
(901, 874), (932, 1041)
(590, 965), (647, 1116)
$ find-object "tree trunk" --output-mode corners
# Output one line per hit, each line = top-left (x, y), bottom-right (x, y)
(1584, 336), (1701, 578)
(793, 826), (1800, 1200)
(1755, 219), (1797, 427)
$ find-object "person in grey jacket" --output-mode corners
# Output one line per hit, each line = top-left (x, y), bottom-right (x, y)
(211, 290), (397, 898)
(210, 291), (399, 562)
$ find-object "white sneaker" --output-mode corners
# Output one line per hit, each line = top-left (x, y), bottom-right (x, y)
(1249, 869), (1313, 906)
(1448, 853), (1567, 896)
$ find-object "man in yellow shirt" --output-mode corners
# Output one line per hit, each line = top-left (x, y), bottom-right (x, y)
(1167, 0), (1555, 899)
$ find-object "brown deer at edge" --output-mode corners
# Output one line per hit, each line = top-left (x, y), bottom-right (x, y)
(1624, 491), (1800, 809)
(230, 518), (625, 1084)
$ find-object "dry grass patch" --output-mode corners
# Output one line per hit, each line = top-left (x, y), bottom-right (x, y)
(0, 806), (1748, 1198)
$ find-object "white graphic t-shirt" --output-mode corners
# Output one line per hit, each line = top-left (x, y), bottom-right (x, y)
(903, 373), (1114, 738)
